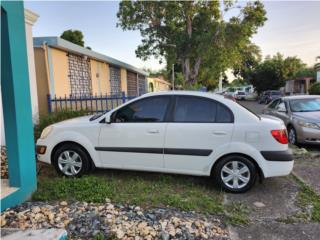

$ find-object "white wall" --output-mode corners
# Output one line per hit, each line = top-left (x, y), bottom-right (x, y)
(0, 9), (39, 146)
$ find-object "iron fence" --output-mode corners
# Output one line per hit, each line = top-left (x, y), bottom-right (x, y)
(47, 92), (136, 113)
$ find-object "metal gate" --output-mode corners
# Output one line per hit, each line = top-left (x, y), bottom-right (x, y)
(109, 66), (121, 96)
(127, 71), (138, 97)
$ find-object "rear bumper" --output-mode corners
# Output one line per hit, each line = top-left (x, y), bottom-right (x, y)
(261, 149), (293, 161)
(260, 150), (294, 177)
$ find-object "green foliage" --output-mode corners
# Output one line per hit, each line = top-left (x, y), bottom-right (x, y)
(33, 173), (224, 214)
(34, 110), (88, 140)
(225, 202), (251, 226)
(309, 82), (320, 95)
(249, 53), (307, 93)
(60, 29), (85, 47)
(117, 1), (267, 86)
(296, 178), (320, 222)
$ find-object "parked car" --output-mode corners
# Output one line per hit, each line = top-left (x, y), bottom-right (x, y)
(235, 91), (246, 100)
(262, 95), (320, 145)
(259, 90), (282, 104)
(37, 91), (293, 193)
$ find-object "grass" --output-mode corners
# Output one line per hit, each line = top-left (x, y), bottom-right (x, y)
(225, 202), (251, 226)
(33, 169), (224, 214)
(291, 174), (320, 222)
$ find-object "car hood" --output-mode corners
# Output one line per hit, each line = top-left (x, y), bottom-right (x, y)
(292, 112), (320, 123)
(53, 115), (93, 127)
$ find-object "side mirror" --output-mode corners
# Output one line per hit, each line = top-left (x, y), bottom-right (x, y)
(105, 114), (111, 124)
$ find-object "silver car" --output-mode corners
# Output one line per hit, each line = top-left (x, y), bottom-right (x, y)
(262, 95), (320, 145)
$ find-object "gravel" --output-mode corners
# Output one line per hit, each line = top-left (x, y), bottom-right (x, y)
(1, 146), (8, 179)
(1, 200), (229, 239)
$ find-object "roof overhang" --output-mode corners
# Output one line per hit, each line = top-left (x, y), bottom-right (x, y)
(33, 37), (148, 76)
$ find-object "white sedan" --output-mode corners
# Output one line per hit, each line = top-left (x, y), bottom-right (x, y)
(37, 91), (293, 193)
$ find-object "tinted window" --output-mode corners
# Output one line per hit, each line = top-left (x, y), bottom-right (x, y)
(113, 96), (169, 122)
(271, 91), (282, 95)
(268, 99), (280, 109)
(173, 96), (233, 123)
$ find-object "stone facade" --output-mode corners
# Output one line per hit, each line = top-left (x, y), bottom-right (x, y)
(68, 53), (92, 97)
(109, 66), (121, 96)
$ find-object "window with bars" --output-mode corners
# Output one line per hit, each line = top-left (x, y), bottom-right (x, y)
(109, 66), (121, 96)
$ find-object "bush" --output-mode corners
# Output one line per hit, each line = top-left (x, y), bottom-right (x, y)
(34, 110), (88, 140)
(309, 82), (320, 95)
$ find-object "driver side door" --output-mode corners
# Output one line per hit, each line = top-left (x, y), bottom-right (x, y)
(97, 95), (171, 171)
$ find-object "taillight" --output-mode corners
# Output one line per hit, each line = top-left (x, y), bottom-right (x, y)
(271, 129), (288, 144)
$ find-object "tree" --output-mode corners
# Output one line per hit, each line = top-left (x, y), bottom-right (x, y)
(249, 53), (308, 93)
(117, 1), (267, 86)
(61, 30), (85, 47)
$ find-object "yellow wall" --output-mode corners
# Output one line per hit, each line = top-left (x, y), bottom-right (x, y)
(34, 48), (50, 116)
(120, 68), (127, 94)
(91, 60), (110, 95)
(147, 77), (171, 92)
(51, 48), (70, 97)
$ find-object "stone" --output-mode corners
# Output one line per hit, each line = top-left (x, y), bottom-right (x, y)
(31, 206), (41, 214)
(1, 215), (7, 227)
(160, 231), (170, 240)
(116, 229), (125, 239)
(60, 201), (68, 206)
(106, 204), (114, 210)
(105, 198), (111, 203)
(254, 201), (266, 208)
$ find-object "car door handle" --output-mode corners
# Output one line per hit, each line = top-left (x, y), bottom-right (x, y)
(147, 129), (160, 134)
(212, 131), (227, 135)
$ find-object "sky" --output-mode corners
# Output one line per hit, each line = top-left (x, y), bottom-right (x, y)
(25, 0), (320, 72)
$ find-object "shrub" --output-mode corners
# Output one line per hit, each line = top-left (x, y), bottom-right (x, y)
(309, 82), (320, 95)
(34, 110), (88, 140)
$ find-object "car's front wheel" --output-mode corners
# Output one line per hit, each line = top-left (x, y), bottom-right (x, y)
(288, 126), (297, 145)
(53, 143), (90, 177)
(212, 155), (257, 193)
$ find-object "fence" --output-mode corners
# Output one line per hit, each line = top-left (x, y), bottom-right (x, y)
(47, 92), (136, 113)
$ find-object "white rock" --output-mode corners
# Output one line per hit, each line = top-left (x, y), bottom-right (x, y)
(254, 201), (266, 208)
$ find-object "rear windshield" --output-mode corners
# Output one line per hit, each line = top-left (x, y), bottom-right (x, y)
(238, 92), (245, 95)
(271, 91), (281, 95)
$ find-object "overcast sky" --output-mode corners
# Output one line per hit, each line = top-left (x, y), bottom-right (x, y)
(25, 1), (320, 71)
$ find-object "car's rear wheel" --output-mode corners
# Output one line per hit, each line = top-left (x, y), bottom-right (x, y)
(212, 155), (257, 193)
(53, 143), (90, 177)
(288, 126), (297, 145)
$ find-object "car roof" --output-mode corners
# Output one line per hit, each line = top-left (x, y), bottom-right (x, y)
(282, 95), (320, 100)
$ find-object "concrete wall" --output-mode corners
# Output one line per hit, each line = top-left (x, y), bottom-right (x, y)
(1, 9), (38, 145)
(90, 60), (110, 95)
(51, 48), (70, 97)
(34, 48), (50, 116)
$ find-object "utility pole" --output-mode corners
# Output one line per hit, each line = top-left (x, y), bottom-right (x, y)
(172, 64), (175, 90)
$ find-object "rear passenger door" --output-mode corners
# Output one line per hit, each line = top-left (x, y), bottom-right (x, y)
(163, 96), (234, 175)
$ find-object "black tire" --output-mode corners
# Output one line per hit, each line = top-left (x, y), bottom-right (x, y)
(212, 155), (257, 193)
(287, 126), (298, 145)
(53, 143), (91, 177)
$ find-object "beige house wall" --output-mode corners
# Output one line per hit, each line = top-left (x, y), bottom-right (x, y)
(51, 48), (70, 97)
(147, 77), (171, 92)
(34, 48), (50, 116)
(91, 60), (111, 95)
(120, 68), (127, 94)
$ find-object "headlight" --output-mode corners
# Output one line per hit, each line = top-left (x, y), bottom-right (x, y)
(297, 120), (320, 130)
(40, 126), (53, 139)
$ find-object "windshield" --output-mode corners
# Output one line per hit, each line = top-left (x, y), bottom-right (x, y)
(289, 98), (320, 112)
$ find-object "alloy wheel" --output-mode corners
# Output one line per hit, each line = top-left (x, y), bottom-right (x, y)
(58, 150), (83, 176)
(220, 161), (251, 189)
(288, 128), (296, 144)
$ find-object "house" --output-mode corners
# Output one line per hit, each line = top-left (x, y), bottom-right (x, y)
(147, 76), (171, 92)
(284, 77), (316, 95)
(1, 1), (37, 210)
(33, 37), (148, 115)
(0, 8), (39, 145)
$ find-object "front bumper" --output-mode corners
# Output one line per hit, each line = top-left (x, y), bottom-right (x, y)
(296, 125), (320, 145)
